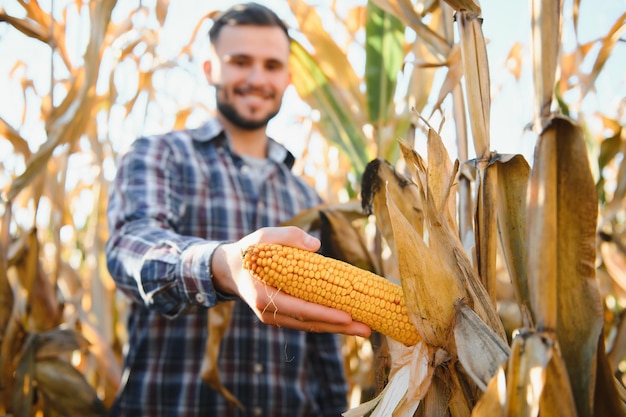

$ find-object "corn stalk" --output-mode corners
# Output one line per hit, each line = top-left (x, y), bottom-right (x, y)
(344, 0), (626, 415)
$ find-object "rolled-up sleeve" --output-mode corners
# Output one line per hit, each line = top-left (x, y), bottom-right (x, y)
(105, 136), (223, 317)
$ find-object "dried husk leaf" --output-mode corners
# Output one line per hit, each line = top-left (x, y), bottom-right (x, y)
(386, 184), (466, 348)
(361, 158), (425, 255)
(447, 362), (474, 417)
(538, 342), (579, 417)
(418, 365), (455, 417)
(470, 366), (506, 416)
(200, 301), (243, 410)
(393, 341), (435, 416)
(425, 130), (457, 228)
(343, 340), (431, 417)
(527, 116), (603, 417)
(453, 302), (510, 391)
(401, 150), (507, 342)
(504, 331), (552, 417)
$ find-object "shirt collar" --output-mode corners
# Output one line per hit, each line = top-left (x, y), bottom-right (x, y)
(189, 116), (295, 169)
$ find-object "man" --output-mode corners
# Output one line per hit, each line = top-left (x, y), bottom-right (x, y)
(105, 3), (370, 416)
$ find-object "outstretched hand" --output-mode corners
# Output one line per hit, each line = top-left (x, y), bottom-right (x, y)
(210, 226), (371, 338)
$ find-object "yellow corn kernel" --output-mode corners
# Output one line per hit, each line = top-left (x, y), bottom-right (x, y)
(243, 243), (420, 346)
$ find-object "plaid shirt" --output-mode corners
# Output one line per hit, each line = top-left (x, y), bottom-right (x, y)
(106, 117), (348, 417)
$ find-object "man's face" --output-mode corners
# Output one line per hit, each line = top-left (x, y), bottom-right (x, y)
(205, 25), (291, 130)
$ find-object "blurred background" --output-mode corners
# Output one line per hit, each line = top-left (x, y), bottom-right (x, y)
(0, 0), (624, 414)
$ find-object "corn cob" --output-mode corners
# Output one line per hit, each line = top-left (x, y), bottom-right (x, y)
(243, 243), (420, 346)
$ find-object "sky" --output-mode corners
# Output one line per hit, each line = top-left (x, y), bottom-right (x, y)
(0, 0), (624, 167)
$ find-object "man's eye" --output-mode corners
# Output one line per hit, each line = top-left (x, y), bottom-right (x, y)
(266, 62), (283, 71)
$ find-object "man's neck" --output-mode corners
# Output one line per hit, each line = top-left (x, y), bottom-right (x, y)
(218, 116), (268, 158)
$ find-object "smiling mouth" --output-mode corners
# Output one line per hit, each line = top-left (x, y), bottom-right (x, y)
(235, 85), (274, 100)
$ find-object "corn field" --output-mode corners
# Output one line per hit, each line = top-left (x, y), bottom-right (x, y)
(1, 0), (625, 416)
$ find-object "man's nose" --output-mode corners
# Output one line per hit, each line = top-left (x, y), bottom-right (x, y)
(246, 64), (267, 84)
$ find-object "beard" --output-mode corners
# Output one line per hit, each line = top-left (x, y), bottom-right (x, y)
(216, 87), (281, 130)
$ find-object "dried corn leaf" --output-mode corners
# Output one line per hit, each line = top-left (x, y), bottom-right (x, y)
(282, 201), (366, 232)
(593, 336), (626, 417)
(12, 229), (39, 295)
(580, 13), (626, 98)
(0, 208), (14, 346)
(531, 0), (561, 125)
(13, 336), (36, 417)
(457, 10), (490, 158)
(442, 0), (481, 14)
(287, 0), (365, 111)
(34, 328), (90, 360)
(494, 154), (531, 323)
(289, 40), (370, 174)
(454, 302), (510, 391)
(474, 158), (498, 301)
(527, 116), (603, 417)
(429, 44), (464, 115)
(0, 13), (49, 43)
(527, 125), (558, 330)
(318, 209), (380, 273)
(155, 0), (169, 26)
(34, 358), (108, 416)
(200, 301), (243, 410)
(0, 116), (31, 158)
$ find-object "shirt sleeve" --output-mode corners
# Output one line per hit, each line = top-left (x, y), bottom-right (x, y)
(105, 135), (225, 318)
(306, 332), (350, 416)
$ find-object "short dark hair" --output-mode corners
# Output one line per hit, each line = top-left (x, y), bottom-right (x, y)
(209, 3), (290, 43)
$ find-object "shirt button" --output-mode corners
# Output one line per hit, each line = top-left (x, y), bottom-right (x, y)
(240, 165), (250, 175)
(195, 293), (206, 304)
(253, 363), (263, 373)
(253, 407), (263, 416)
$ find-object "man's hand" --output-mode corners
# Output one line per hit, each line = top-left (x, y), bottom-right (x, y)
(210, 226), (371, 338)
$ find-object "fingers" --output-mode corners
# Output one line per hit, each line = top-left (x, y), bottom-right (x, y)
(258, 311), (372, 337)
(251, 285), (372, 337)
(244, 226), (321, 252)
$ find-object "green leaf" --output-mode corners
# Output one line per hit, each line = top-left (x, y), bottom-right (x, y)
(365, 3), (404, 124)
(290, 40), (371, 176)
